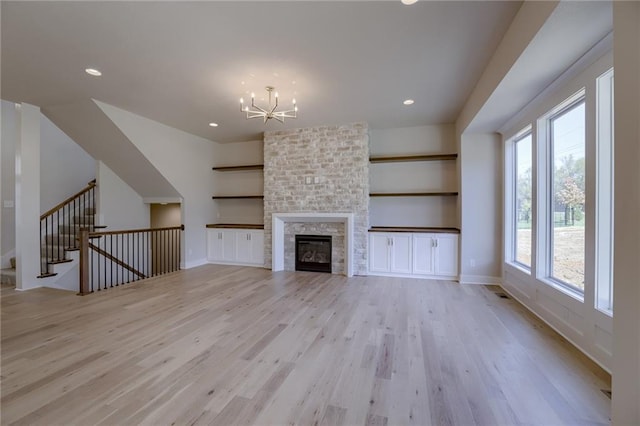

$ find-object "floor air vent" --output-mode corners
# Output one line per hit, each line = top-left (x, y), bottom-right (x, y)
(484, 285), (511, 300)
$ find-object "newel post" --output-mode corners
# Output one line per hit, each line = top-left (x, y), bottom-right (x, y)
(78, 229), (90, 295)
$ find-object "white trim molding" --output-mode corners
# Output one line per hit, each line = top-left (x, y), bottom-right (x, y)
(183, 258), (208, 270)
(459, 275), (502, 285)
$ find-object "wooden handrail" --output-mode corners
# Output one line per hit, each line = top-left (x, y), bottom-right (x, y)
(89, 224), (184, 237)
(79, 224), (183, 294)
(40, 181), (96, 220)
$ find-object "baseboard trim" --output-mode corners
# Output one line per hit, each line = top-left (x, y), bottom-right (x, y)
(183, 258), (208, 269)
(15, 285), (44, 292)
(459, 275), (502, 285)
(207, 260), (264, 268)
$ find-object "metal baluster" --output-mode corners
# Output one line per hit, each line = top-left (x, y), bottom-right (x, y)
(110, 234), (113, 289)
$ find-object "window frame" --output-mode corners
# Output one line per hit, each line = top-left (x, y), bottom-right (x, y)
(595, 67), (614, 315)
(512, 129), (533, 271)
(536, 89), (587, 298)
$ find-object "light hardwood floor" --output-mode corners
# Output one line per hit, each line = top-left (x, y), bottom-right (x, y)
(1, 265), (610, 425)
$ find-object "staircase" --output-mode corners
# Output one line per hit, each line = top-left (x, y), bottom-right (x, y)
(40, 207), (102, 277)
(38, 180), (103, 289)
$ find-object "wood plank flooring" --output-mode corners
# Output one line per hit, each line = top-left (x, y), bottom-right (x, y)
(1, 265), (611, 425)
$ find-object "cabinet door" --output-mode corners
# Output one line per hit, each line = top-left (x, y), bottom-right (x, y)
(369, 233), (391, 272)
(412, 233), (435, 275)
(221, 230), (237, 262)
(434, 234), (458, 277)
(389, 233), (412, 274)
(250, 231), (264, 265)
(208, 230), (225, 261)
(235, 231), (252, 263)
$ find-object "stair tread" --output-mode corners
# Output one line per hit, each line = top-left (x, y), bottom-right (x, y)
(37, 272), (58, 278)
(48, 258), (73, 265)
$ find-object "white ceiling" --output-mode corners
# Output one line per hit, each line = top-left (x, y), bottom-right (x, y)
(1, 1), (522, 143)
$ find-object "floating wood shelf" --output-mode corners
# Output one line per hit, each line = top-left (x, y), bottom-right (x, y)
(211, 195), (264, 200)
(369, 192), (458, 197)
(206, 223), (264, 229)
(369, 226), (460, 234)
(369, 154), (458, 163)
(212, 164), (264, 171)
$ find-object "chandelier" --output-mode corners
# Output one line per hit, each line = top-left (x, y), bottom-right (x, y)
(240, 86), (298, 123)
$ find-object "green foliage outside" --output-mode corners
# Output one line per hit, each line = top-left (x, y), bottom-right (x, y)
(516, 154), (586, 230)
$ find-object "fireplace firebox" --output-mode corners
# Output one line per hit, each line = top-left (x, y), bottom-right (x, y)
(295, 235), (332, 273)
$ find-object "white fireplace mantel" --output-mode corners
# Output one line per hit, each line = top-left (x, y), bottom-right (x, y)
(272, 212), (355, 277)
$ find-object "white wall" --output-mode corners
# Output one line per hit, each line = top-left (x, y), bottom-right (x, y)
(369, 125), (457, 228)
(97, 161), (149, 230)
(1, 101), (18, 267)
(40, 114), (95, 213)
(212, 139), (264, 224)
(96, 102), (214, 269)
(612, 2), (640, 423)
(14, 103), (41, 290)
(458, 133), (502, 284)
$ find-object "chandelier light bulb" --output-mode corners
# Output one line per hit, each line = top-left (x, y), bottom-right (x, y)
(240, 86), (298, 123)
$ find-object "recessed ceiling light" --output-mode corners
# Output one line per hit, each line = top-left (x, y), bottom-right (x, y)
(401, 0), (418, 5)
(403, 99), (415, 105)
(209, 122), (219, 127)
(85, 68), (102, 77)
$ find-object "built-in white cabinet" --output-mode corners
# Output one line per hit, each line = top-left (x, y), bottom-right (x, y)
(412, 233), (458, 279)
(369, 231), (458, 280)
(369, 232), (412, 274)
(207, 228), (264, 267)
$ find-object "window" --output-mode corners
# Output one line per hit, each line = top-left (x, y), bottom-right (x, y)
(549, 99), (586, 291)
(504, 60), (614, 316)
(595, 68), (614, 314)
(514, 131), (532, 268)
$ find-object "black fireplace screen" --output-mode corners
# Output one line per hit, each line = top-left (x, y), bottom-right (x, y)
(295, 235), (332, 273)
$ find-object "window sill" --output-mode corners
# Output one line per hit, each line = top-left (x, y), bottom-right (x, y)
(596, 306), (613, 318)
(507, 261), (532, 275)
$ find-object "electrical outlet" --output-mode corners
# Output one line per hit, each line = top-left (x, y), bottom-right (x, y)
(305, 176), (312, 184)
(314, 176), (320, 184)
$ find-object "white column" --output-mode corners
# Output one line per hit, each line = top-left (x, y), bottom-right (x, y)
(612, 2), (640, 424)
(15, 103), (41, 290)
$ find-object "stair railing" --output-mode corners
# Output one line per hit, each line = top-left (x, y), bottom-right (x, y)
(78, 225), (184, 295)
(39, 180), (96, 278)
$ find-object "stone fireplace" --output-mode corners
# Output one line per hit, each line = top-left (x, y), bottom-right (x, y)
(263, 123), (369, 275)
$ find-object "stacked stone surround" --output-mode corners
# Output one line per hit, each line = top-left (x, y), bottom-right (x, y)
(284, 222), (345, 273)
(263, 122), (369, 275)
